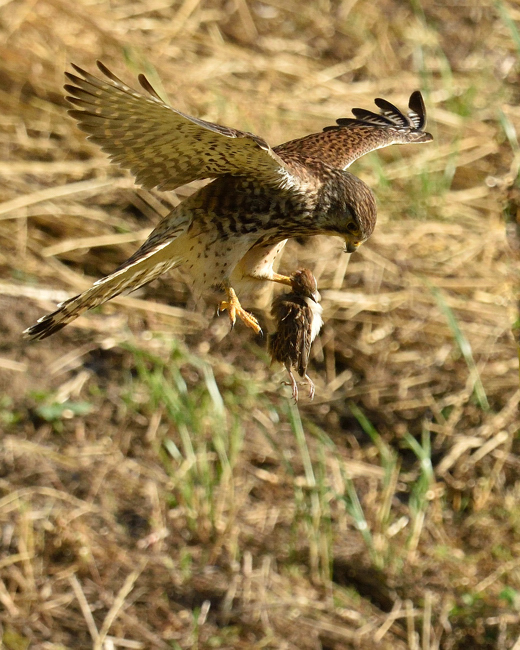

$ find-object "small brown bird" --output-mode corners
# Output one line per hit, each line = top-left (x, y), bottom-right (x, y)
(269, 269), (323, 401)
(23, 62), (432, 340)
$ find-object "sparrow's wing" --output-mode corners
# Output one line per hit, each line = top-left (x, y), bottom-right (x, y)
(296, 306), (312, 378)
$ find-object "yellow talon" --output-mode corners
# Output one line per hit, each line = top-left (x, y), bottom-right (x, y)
(270, 272), (292, 286)
(218, 287), (262, 335)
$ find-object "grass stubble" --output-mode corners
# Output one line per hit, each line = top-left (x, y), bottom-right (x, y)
(0, 0), (519, 648)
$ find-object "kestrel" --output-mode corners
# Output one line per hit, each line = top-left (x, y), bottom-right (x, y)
(269, 268), (323, 401)
(24, 62), (432, 340)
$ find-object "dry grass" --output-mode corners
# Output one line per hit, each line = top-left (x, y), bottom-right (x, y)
(0, 0), (519, 648)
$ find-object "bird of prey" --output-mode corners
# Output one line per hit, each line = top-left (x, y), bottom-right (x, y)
(268, 268), (323, 401)
(24, 61), (432, 340)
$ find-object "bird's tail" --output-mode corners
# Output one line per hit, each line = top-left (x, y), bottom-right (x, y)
(24, 239), (184, 340)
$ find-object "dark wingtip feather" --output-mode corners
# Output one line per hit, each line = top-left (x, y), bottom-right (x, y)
(96, 60), (127, 86)
(96, 60), (112, 78)
(64, 83), (80, 95)
(351, 107), (397, 126)
(408, 90), (427, 130)
(322, 91), (433, 144)
(23, 317), (66, 341)
(64, 72), (84, 87)
(70, 62), (88, 77)
(409, 90), (426, 114)
(374, 97), (398, 110)
(138, 73), (163, 102)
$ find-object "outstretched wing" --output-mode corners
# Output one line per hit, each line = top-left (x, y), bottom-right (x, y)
(274, 91), (433, 171)
(65, 62), (292, 190)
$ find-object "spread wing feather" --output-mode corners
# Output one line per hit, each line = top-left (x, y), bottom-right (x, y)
(65, 61), (292, 191)
(275, 90), (432, 171)
(66, 63), (432, 185)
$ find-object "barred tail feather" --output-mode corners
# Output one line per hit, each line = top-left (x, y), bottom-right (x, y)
(24, 240), (183, 340)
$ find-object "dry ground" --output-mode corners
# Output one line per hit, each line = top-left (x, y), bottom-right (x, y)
(0, 0), (519, 648)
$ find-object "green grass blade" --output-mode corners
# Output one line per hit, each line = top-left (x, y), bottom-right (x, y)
(430, 285), (490, 411)
(496, 0), (520, 58)
(288, 400), (315, 487)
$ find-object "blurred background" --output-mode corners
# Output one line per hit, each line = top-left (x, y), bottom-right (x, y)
(0, 0), (519, 648)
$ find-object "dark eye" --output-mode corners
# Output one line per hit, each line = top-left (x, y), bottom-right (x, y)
(346, 222), (359, 234)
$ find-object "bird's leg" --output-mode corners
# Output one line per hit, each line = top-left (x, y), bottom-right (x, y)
(304, 374), (316, 401)
(282, 374), (315, 401)
(242, 270), (292, 287)
(269, 272), (292, 287)
(218, 286), (262, 335)
(283, 364), (299, 402)
(281, 372), (315, 401)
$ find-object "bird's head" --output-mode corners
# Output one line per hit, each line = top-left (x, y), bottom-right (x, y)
(317, 171), (377, 254)
(290, 268), (320, 303)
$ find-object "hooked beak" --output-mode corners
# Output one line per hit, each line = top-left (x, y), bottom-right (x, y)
(344, 240), (361, 254)
(311, 290), (321, 303)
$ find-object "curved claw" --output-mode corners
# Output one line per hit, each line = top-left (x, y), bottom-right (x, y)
(282, 368), (299, 402)
(305, 374), (316, 401)
(218, 287), (262, 335)
(282, 373), (316, 402)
